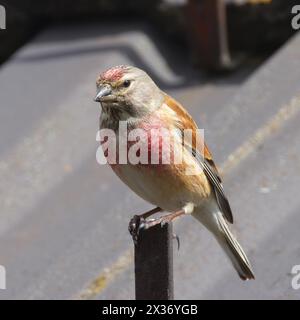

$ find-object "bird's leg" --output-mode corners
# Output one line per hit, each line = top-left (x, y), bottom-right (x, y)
(128, 207), (162, 243)
(129, 203), (194, 244)
(140, 209), (186, 230)
(138, 209), (187, 249)
(140, 203), (194, 231)
(138, 206), (162, 220)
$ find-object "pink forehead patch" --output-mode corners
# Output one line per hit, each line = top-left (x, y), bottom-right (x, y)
(100, 66), (126, 82)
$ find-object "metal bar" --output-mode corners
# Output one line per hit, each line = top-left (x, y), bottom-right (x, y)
(186, 0), (233, 70)
(134, 223), (174, 300)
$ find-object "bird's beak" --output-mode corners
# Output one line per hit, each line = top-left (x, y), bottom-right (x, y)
(94, 85), (112, 102)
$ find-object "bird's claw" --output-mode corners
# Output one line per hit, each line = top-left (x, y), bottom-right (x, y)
(128, 215), (146, 244)
(129, 215), (176, 244)
(129, 215), (164, 243)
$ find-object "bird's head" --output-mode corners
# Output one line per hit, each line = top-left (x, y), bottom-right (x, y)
(94, 65), (164, 122)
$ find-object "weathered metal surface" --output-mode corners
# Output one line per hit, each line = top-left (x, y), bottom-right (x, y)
(134, 223), (174, 300)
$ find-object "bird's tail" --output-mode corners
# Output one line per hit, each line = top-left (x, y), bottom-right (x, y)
(216, 214), (255, 280)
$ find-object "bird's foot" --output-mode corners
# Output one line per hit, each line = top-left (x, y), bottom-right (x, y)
(129, 209), (185, 244)
(128, 215), (142, 244)
(129, 216), (180, 249)
(128, 214), (167, 243)
(128, 207), (162, 243)
(128, 215), (150, 244)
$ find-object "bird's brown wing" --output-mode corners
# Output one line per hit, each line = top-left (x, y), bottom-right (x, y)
(164, 95), (233, 223)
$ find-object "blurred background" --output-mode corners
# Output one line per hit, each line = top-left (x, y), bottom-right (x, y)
(0, 0), (300, 299)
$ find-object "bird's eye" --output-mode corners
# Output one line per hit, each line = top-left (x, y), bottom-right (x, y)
(123, 80), (131, 88)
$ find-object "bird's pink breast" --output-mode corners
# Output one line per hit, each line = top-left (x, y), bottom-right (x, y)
(134, 116), (173, 168)
(101, 114), (175, 169)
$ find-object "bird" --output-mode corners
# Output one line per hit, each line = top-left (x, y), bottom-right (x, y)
(94, 65), (255, 280)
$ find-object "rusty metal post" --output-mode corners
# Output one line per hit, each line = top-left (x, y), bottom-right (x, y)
(186, 0), (233, 70)
(134, 223), (174, 300)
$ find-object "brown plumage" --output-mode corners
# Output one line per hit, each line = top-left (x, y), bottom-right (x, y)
(164, 95), (233, 223)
